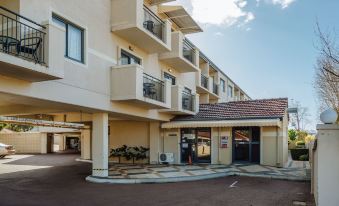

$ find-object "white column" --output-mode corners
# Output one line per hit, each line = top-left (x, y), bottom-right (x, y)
(81, 129), (91, 160)
(314, 124), (339, 206)
(92, 113), (109, 177)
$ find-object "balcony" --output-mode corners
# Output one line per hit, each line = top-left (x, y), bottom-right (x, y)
(209, 82), (219, 99)
(111, 0), (171, 53)
(0, 6), (63, 82)
(162, 85), (198, 115)
(111, 64), (171, 109)
(196, 74), (209, 93)
(159, 32), (198, 73)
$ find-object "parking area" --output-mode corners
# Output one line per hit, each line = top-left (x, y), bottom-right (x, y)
(0, 154), (315, 206)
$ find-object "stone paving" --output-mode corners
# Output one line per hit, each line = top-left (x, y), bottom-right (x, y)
(86, 159), (311, 183)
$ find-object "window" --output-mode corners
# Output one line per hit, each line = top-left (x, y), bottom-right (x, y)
(52, 14), (84, 63)
(228, 85), (233, 98)
(220, 79), (226, 92)
(121, 50), (141, 65)
(164, 72), (176, 85)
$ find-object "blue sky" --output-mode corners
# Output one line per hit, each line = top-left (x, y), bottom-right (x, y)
(168, 0), (339, 130)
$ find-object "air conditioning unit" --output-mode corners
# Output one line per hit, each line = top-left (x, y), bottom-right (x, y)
(159, 153), (174, 164)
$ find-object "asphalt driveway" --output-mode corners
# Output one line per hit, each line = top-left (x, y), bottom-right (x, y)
(0, 154), (315, 206)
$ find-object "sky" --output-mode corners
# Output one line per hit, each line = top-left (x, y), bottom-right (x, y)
(166, 0), (339, 130)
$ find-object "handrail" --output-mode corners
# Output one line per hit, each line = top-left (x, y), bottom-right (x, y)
(143, 5), (164, 25)
(0, 6), (46, 29)
(143, 72), (164, 84)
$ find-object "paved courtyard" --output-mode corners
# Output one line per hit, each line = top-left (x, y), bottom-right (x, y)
(0, 154), (315, 206)
(97, 161), (310, 184)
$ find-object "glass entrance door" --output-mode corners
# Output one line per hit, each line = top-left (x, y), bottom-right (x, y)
(197, 128), (211, 163)
(181, 128), (211, 163)
(233, 127), (260, 163)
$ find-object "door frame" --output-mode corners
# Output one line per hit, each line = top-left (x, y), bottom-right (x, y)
(180, 128), (212, 164)
(232, 127), (260, 163)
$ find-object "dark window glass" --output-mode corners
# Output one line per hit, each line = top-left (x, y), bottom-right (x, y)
(164, 72), (176, 85)
(228, 85), (233, 98)
(52, 14), (84, 63)
(121, 50), (141, 65)
(220, 79), (226, 92)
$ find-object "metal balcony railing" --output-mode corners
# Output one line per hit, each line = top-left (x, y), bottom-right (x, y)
(201, 74), (208, 89)
(0, 6), (46, 64)
(183, 38), (195, 64)
(182, 90), (195, 112)
(143, 73), (165, 103)
(143, 5), (165, 42)
(213, 83), (219, 95)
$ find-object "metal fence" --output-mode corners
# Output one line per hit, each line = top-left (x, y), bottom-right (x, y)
(0, 6), (46, 64)
(143, 6), (164, 42)
(143, 73), (165, 103)
(201, 74), (209, 89)
(182, 90), (195, 112)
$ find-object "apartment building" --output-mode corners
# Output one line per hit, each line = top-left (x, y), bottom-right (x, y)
(0, 0), (287, 178)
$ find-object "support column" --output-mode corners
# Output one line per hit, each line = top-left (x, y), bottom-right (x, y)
(149, 122), (161, 164)
(81, 129), (91, 160)
(92, 113), (109, 177)
(314, 124), (339, 206)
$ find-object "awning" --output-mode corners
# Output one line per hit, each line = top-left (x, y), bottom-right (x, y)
(149, 0), (175, 5)
(159, 5), (203, 34)
(161, 119), (282, 129)
(0, 116), (88, 129)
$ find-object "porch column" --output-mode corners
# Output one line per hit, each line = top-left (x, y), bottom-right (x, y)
(81, 129), (91, 160)
(92, 113), (109, 177)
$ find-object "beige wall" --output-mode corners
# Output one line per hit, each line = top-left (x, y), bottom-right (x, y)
(0, 132), (48, 154)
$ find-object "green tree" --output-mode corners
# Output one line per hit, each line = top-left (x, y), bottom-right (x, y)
(288, 129), (297, 141)
(0, 123), (7, 131)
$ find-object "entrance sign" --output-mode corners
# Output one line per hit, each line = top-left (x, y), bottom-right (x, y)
(220, 136), (229, 148)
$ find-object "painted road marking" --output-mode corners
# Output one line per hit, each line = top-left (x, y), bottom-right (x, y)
(229, 181), (238, 188)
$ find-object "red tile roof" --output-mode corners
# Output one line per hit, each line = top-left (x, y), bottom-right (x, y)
(173, 98), (288, 121)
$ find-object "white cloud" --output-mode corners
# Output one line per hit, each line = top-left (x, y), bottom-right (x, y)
(189, 0), (254, 27)
(256, 0), (296, 9)
(214, 32), (224, 36)
(271, 0), (295, 9)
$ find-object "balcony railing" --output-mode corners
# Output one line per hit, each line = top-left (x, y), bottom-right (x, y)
(0, 6), (46, 64)
(182, 90), (195, 112)
(143, 6), (164, 42)
(201, 74), (208, 89)
(183, 38), (195, 64)
(213, 83), (219, 95)
(143, 73), (164, 103)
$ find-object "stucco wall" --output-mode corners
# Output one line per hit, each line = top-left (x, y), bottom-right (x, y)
(0, 132), (48, 154)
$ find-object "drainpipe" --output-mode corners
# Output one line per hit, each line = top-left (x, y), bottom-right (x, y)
(218, 127), (221, 164)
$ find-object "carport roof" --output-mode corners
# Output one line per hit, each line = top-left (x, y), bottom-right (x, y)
(172, 98), (288, 122)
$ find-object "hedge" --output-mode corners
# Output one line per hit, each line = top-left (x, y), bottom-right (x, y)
(290, 149), (309, 161)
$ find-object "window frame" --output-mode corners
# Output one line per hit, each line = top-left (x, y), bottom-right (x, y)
(228, 85), (233, 98)
(164, 72), (176, 85)
(52, 14), (85, 64)
(220, 79), (226, 93)
(120, 49), (142, 65)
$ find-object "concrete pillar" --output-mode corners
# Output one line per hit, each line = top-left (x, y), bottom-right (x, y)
(149, 122), (161, 164)
(92, 113), (109, 177)
(81, 129), (91, 160)
(313, 124), (339, 206)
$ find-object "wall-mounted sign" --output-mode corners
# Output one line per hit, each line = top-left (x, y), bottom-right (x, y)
(168, 133), (178, 137)
(220, 136), (229, 148)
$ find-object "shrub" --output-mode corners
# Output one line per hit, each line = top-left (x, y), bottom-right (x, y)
(288, 129), (297, 141)
(305, 135), (316, 144)
(290, 149), (309, 161)
(295, 141), (305, 148)
(296, 130), (308, 141)
(110, 145), (149, 164)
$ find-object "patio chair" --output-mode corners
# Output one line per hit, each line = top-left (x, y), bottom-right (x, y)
(143, 20), (155, 33)
(16, 37), (42, 63)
